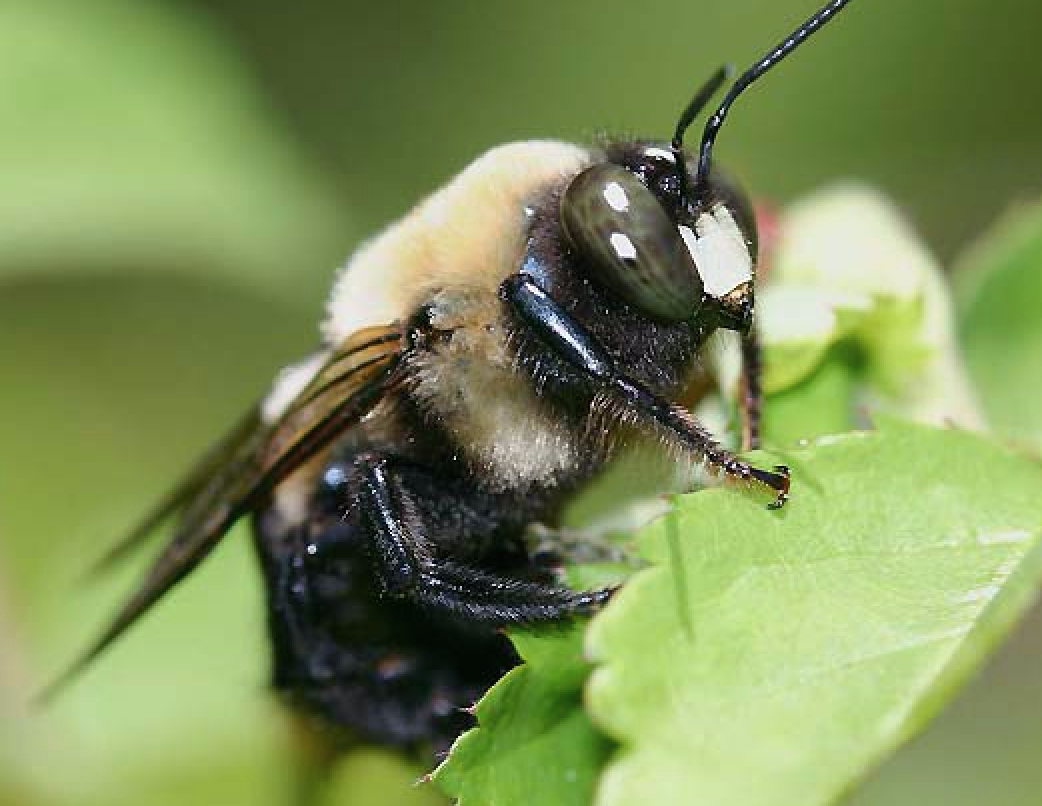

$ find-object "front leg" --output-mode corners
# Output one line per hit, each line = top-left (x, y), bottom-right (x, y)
(739, 326), (764, 452)
(502, 274), (789, 508)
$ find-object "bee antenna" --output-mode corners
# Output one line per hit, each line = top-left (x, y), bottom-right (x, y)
(671, 65), (732, 204)
(693, 0), (856, 193)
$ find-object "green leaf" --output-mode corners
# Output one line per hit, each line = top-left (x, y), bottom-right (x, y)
(432, 627), (611, 806)
(955, 198), (1042, 452)
(0, 1), (344, 297)
(584, 420), (1042, 806)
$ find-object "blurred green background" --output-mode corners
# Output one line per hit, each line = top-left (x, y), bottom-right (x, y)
(1, 1), (1040, 804)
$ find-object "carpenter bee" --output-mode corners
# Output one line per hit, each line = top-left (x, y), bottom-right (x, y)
(47, 0), (854, 761)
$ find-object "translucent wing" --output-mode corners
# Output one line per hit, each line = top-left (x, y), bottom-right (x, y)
(84, 405), (265, 576)
(41, 324), (405, 699)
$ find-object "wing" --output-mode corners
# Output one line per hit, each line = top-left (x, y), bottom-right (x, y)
(40, 324), (405, 700)
(84, 405), (265, 576)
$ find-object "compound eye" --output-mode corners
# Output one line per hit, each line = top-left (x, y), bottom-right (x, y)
(560, 163), (703, 322)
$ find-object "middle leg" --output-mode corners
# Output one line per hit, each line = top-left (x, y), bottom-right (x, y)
(348, 453), (614, 625)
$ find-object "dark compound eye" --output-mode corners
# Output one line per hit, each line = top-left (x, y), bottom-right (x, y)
(560, 163), (703, 322)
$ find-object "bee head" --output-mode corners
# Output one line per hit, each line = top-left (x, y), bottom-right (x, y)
(558, 0), (854, 333)
(559, 145), (756, 332)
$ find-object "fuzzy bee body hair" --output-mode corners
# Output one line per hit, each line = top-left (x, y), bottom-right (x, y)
(323, 140), (591, 347)
(266, 141), (597, 505)
(265, 139), (750, 499)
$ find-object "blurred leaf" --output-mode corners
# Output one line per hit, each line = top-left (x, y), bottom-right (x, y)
(955, 198), (1042, 453)
(326, 750), (445, 806)
(432, 628), (611, 806)
(0, 0), (345, 298)
(584, 420), (1042, 806)
(0, 276), (311, 806)
(757, 185), (983, 441)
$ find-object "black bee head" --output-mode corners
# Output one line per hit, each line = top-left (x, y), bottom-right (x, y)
(558, 144), (757, 333)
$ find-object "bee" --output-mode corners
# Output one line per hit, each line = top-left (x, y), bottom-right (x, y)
(47, 0), (853, 760)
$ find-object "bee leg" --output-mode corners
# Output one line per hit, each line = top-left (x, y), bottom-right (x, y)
(504, 273), (789, 508)
(354, 455), (615, 624)
(739, 326), (763, 451)
(416, 560), (614, 624)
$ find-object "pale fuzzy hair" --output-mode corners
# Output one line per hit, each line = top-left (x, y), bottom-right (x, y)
(322, 140), (590, 346)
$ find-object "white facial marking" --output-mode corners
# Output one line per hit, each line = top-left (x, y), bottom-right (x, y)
(603, 180), (630, 212)
(610, 232), (637, 261)
(686, 205), (753, 297)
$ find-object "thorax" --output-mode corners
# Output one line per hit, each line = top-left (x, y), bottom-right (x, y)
(404, 287), (590, 492)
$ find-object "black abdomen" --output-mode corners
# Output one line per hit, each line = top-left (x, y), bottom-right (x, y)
(250, 428), (563, 753)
